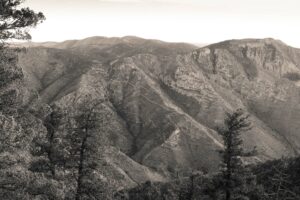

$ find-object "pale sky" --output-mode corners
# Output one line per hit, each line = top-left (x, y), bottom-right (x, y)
(23, 0), (300, 47)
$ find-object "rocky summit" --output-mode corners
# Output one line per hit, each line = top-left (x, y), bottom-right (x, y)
(16, 36), (300, 189)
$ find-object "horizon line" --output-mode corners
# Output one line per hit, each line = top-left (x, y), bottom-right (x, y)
(8, 35), (299, 49)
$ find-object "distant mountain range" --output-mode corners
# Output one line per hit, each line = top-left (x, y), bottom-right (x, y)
(17, 36), (300, 187)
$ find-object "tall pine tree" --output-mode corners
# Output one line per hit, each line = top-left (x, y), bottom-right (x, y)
(217, 109), (263, 200)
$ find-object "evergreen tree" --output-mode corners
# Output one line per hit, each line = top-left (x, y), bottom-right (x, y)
(0, 1), (45, 199)
(30, 104), (67, 176)
(0, 0), (45, 113)
(178, 174), (196, 200)
(254, 157), (300, 200)
(217, 109), (262, 200)
(62, 97), (115, 200)
(0, 0), (45, 42)
(43, 104), (65, 177)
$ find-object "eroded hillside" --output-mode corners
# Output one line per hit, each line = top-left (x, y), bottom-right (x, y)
(17, 37), (300, 189)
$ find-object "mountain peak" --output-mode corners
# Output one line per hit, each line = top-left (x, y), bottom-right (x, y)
(206, 38), (287, 49)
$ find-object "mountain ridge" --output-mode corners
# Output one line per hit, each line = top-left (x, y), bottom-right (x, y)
(16, 36), (300, 188)
(12, 36), (198, 49)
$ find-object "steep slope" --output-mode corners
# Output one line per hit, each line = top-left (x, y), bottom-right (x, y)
(17, 37), (300, 188)
(17, 37), (198, 187)
(18, 36), (196, 104)
(18, 47), (93, 105)
(192, 38), (300, 152)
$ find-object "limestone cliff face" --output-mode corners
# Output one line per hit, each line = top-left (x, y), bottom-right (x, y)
(17, 37), (300, 188)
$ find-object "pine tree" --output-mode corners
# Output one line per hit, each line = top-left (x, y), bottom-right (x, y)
(0, 0), (45, 42)
(0, 0), (45, 113)
(217, 109), (262, 200)
(43, 104), (65, 177)
(62, 97), (115, 200)
(0, 1), (45, 198)
(254, 157), (300, 200)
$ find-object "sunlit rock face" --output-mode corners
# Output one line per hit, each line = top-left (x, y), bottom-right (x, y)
(18, 37), (300, 187)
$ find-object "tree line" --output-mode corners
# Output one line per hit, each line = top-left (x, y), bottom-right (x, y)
(117, 110), (300, 200)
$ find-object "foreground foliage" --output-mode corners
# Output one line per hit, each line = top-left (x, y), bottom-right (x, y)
(117, 155), (300, 200)
(117, 110), (299, 200)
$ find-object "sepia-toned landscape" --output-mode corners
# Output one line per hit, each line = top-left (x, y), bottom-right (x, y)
(1, 0), (300, 199)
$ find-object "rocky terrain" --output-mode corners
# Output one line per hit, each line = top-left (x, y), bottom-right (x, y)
(15, 36), (300, 190)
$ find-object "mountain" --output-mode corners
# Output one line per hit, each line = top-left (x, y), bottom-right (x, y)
(17, 36), (300, 189)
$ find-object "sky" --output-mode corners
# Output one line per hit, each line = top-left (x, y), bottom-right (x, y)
(23, 0), (300, 47)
